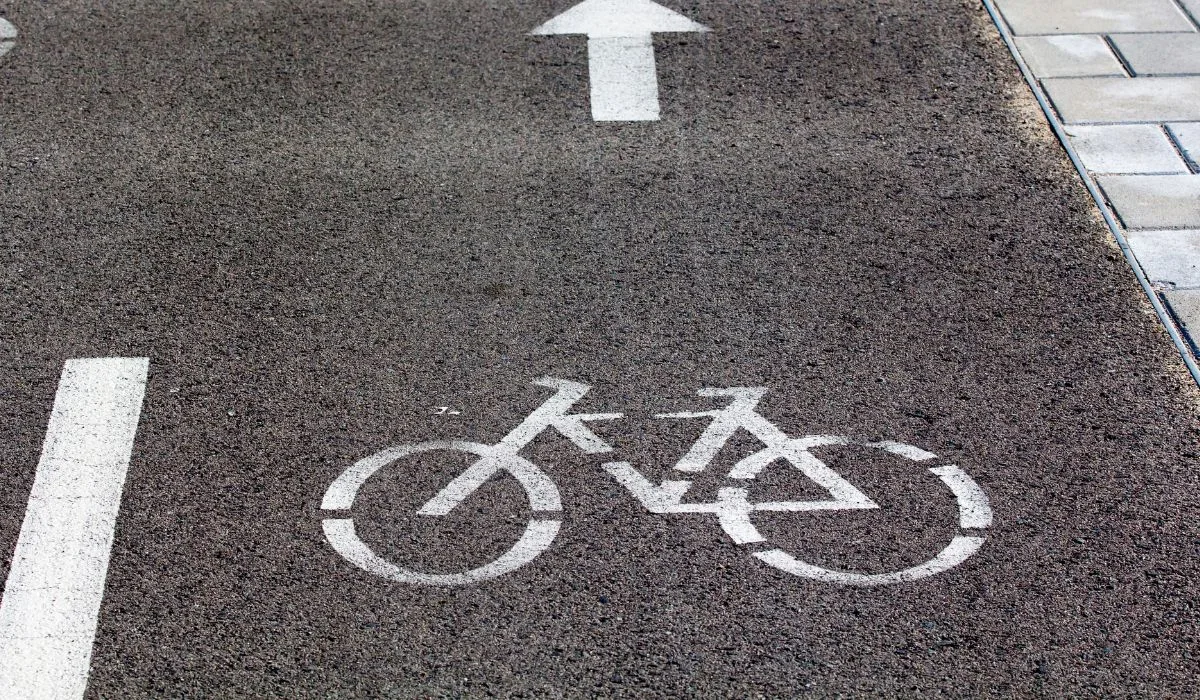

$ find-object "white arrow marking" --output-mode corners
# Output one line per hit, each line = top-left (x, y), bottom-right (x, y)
(0, 18), (16, 59)
(531, 0), (708, 122)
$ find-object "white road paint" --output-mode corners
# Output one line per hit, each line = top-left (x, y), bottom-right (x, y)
(607, 441), (992, 584)
(602, 461), (692, 511)
(416, 447), (560, 516)
(494, 377), (622, 455)
(322, 377), (621, 585)
(585, 36), (659, 121)
(322, 441), (563, 515)
(708, 488), (764, 545)
(658, 389), (877, 511)
(324, 379), (992, 587)
(865, 440), (937, 461)
(754, 536), (987, 586)
(931, 465), (994, 529)
(0, 358), (150, 700)
(531, 0), (708, 121)
(0, 18), (16, 59)
(616, 387), (992, 585)
(323, 518), (560, 586)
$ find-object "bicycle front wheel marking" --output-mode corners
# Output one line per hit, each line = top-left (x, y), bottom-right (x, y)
(321, 441), (562, 586)
(754, 535), (987, 586)
(747, 453), (993, 586)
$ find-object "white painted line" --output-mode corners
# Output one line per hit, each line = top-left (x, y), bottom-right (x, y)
(0, 18), (16, 59)
(531, 0), (708, 122)
(655, 388), (770, 473)
(321, 440), (563, 516)
(711, 488), (765, 545)
(658, 388), (875, 511)
(930, 465), (993, 529)
(754, 535), (986, 586)
(497, 377), (621, 455)
(326, 378), (993, 587)
(604, 421), (991, 585)
(322, 518), (561, 586)
(601, 461), (691, 512)
(586, 35), (660, 121)
(416, 446), (561, 516)
(0, 358), (150, 700)
(865, 441), (937, 461)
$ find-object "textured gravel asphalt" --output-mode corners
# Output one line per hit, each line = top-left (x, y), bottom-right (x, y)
(1, 0), (1198, 696)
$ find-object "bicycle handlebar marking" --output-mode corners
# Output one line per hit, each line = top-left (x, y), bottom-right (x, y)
(321, 377), (992, 587)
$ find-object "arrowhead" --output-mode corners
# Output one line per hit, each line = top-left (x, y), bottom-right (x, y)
(531, 0), (708, 38)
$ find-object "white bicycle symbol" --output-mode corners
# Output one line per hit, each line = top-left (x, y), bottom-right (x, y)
(321, 377), (992, 587)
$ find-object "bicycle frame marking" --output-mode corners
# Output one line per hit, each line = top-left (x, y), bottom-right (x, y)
(321, 377), (992, 587)
(603, 388), (993, 585)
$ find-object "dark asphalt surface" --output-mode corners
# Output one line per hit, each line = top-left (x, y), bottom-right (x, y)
(2, 0), (1199, 696)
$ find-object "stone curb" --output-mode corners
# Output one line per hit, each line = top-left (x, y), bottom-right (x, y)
(982, 0), (1200, 386)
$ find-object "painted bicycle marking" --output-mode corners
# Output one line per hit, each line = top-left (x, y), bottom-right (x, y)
(320, 377), (991, 587)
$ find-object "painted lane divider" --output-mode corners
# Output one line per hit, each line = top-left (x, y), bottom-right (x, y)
(0, 18), (16, 58)
(0, 358), (150, 700)
(531, 0), (708, 122)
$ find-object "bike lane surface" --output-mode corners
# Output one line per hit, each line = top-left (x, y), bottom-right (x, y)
(1, 0), (1198, 696)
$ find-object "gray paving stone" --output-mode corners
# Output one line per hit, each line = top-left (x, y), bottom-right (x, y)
(1180, 0), (1200, 22)
(1013, 35), (1125, 77)
(995, 0), (1195, 34)
(1168, 122), (1200, 166)
(1044, 77), (1200, 123)
(1098, 174), (1200, 228)
(1126, 229), (1200, 285)
(1111, 33), (1200, 75)
(1064, 124), (1188, 173)
(1162, 289), (1200, 349)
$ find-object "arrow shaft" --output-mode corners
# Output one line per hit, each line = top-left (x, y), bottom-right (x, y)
(587, 35), (659, 121)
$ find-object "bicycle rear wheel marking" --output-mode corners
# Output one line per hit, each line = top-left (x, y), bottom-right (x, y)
(322, 518), (561, 586)
(321, 441), (563, 586)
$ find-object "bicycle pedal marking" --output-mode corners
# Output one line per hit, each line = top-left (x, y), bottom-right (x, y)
(319, 377), (992, 588)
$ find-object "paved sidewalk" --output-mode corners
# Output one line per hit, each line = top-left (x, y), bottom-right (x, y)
(989, 0), (1200, 380)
